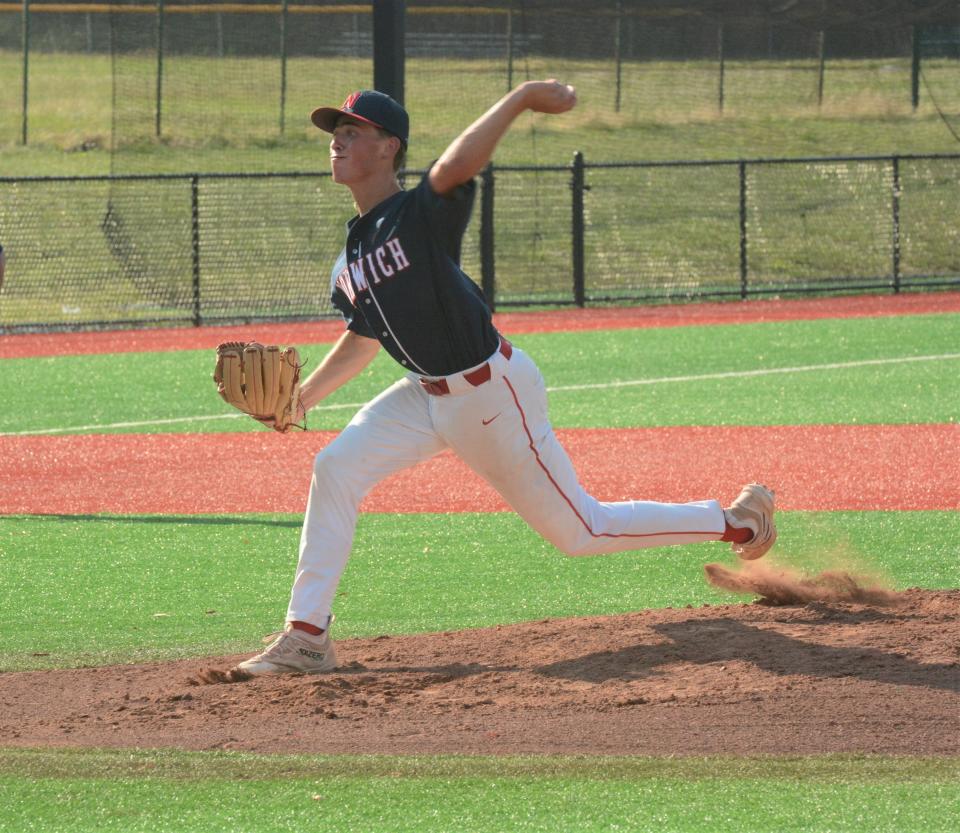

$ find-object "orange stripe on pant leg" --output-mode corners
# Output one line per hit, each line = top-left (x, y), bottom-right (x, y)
(501, 376), (718, 541)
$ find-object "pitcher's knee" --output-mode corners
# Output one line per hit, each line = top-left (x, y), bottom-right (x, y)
(559, 540), (603, 557)
(312, 446), (359, 494)
(313, 447), (342, 478)
(546, 526), (598, 557)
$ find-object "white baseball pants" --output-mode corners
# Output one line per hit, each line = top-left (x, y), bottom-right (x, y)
(287, 343), (725, 627)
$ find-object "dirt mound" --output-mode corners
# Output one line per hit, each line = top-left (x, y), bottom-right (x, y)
(1, 589), (957, 756)
(189, 667), (253, 685)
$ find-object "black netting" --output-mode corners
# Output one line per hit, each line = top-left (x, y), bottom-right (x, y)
(0, 8), (22, 145)
(0, 177), (192, 329)
(584, 163), (743, 299)
(195, 174), (347, 321)
(1, 4), (114, 148)
(918, 21), (960, 120)
(492, 168), (573, 304)
(2, 154), (959, 331)
(747, 159), (894, 290)
(900, 156), (960, 283)
(103, 0), (372, 168)
(4, 1), (959, 155)
(484, 153), (960, 308)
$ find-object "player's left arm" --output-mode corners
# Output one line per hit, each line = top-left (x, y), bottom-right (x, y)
(429, 79), (576, 196)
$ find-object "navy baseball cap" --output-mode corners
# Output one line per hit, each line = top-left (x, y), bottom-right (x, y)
(311, 90), (409, 147)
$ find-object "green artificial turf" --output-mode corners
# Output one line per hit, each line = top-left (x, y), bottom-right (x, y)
(0, 750), (957, 833)
(2, 313), (958, 435)
(1, 510), (956, 671)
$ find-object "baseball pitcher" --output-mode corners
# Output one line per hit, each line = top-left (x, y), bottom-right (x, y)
(230, 81), (777, 675)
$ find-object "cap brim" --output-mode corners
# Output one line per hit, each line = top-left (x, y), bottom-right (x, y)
(310, 106), (384, 133)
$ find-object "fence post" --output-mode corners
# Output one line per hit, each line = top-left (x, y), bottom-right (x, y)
(738, 160), (748, 299)
(911, 26), (922, 110)
(717, 22), (725, 114)
(817, 30), (826, 107)
(156, 0), (165, 137)
(891, 156), (902, 294)
(613, 0), (622, 112)
(480, 163), (496, 311)
(191, 175), (202, 326)
(505, 3), (514, 92)
(279, 0), (289, 134)
(373, 0), (405, 104)
(20, 0), (29, 145)
(572, 151), (586, 307)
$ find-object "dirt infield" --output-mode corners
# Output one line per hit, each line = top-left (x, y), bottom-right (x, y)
(2, 585), (957, 756)
(2, 424), (957, 514)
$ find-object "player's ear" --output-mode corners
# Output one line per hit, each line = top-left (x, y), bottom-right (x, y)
(381, 134), (400, 161)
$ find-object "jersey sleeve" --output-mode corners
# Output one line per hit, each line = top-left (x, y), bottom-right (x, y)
(331, 283), (375, 338)
(413, 165), (477, 261)
(330, 248), (376, 338)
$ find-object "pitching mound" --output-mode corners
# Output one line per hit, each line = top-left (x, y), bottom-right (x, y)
(2, 588), (957, 756)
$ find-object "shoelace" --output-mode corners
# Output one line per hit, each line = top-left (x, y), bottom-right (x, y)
(243, 633), (288, 664)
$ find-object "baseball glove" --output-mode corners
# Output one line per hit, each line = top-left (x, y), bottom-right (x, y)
(213, 342), (304, 432)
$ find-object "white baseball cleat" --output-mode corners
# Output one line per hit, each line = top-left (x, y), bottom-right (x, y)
(235, 624), (337, 676)
(724, 483), (777, 560)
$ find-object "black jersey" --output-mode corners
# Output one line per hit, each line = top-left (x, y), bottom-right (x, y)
(329, 169), (500, 377)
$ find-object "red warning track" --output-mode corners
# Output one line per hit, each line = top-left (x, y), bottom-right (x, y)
(3, 292), (959, 359)
(2, 424), (956, 515)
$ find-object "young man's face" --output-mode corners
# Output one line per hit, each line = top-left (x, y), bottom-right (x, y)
(329, 117), (397, 185)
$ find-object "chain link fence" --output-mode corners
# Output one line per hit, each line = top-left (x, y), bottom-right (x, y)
(2, 152), (958, 333)
(0, 171), (350, 329)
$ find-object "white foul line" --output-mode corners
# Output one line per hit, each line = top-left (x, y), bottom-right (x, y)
(0, 401), (368, 437)
(3, 352), (958, 437)
(546, 352), (960, 393)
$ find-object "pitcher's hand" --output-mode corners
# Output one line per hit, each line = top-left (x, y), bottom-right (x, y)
(520, 80), (577, 115)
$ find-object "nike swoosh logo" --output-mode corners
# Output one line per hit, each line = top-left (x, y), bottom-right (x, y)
(482, 413), (502, 426)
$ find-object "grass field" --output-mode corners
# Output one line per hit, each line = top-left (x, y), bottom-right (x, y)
(1, 306), (959, 830)
(2, 52), (960, 175)
(1, 750), (957, 833)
